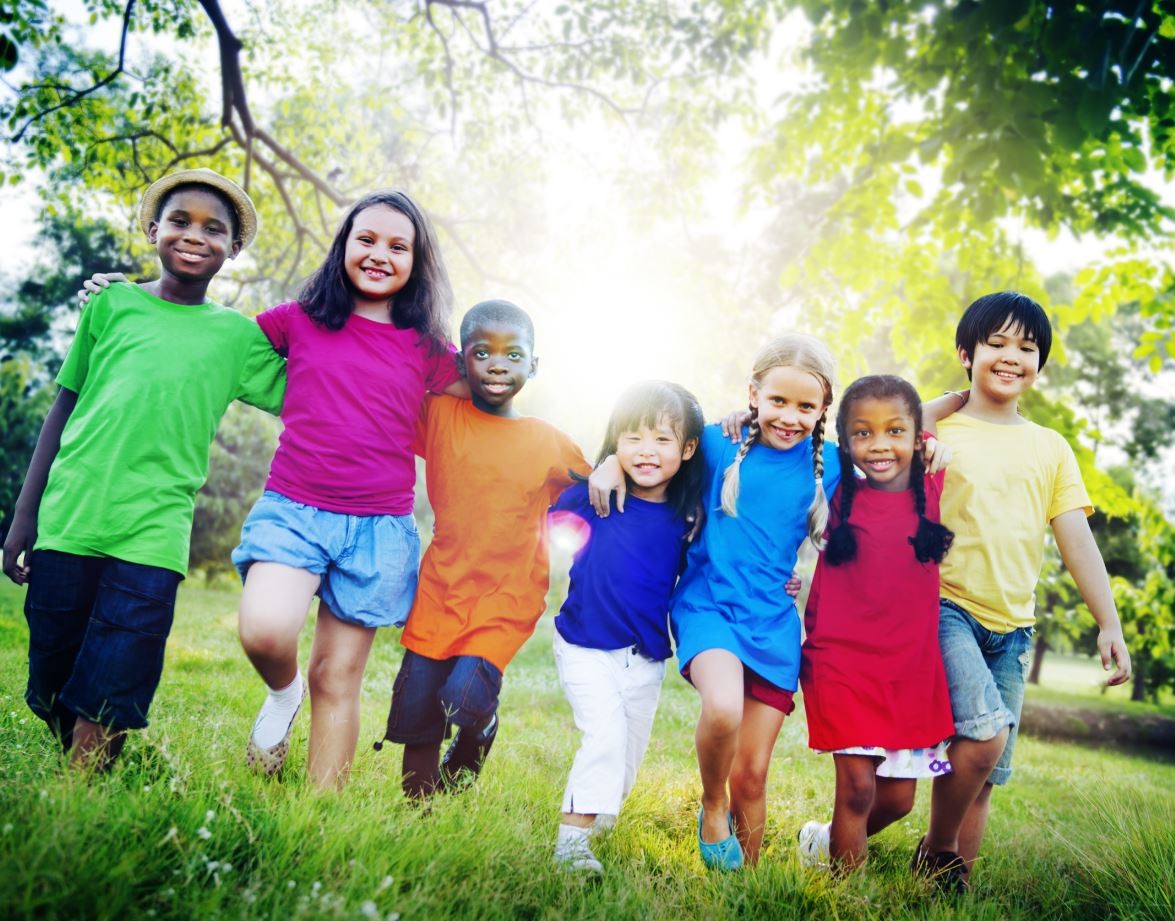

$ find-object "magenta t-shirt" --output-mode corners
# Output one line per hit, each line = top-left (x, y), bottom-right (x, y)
(257, 301), (459, 515)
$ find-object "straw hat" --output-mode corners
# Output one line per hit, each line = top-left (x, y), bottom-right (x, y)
(138, 168), (259, 249)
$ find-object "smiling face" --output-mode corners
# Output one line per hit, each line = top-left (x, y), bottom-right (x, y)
(615, 414), (698, 503)
(148, 188), (240, 284)
(343, 205), (415, 316)
(749, 365), (828, 451)
(459, 320), (537, 416)
(845, 396), (920, 492)
(960, 315), (1041, 406)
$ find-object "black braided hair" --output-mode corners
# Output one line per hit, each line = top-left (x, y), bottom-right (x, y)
(824, 443), (859, 565)
(828, 375), (954, 566)
(908, 448), (954, 563)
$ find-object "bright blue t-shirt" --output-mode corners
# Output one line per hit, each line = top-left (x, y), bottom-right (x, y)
(670, 424), (841, 691)
(551, 482), (688, 661)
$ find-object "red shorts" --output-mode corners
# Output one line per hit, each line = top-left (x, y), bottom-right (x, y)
(682, 662), (796, 715)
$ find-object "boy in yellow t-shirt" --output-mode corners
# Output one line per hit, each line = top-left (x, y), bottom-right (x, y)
(913, 292), (1131, 892)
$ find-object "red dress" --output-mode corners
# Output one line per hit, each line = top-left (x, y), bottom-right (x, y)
(800, 473), (954, 751)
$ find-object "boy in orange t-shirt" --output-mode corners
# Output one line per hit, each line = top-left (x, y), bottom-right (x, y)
(377, 299), (589, 798)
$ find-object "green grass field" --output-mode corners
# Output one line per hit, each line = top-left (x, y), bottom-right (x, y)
(1, 578), (1172, 920)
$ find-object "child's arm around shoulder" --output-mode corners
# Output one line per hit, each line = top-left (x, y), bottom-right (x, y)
(922, 390), (969, 436)
(2, 388), (79, 584)
(1051, 508), (1132, 686)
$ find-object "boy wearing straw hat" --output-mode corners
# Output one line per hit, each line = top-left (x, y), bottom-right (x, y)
(2, 168), (286, 769)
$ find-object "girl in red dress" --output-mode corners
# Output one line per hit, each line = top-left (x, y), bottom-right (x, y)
(797, 375), (955, 872)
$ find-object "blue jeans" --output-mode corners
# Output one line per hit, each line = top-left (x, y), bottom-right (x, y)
(939, 599), (1034, 785)
(381, 650), (503, 746)
(24, 550), (182, 736)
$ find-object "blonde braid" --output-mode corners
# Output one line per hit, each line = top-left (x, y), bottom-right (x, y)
(806, 413), (830, 549)
(720, 416), (760, 517)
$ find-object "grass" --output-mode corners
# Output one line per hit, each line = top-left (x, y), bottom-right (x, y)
(1, 578), (1173, 920)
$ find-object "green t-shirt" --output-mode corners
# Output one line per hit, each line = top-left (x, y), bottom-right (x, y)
(36, 283), (286, 573)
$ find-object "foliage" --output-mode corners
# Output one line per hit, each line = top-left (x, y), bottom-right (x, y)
(1114, 503), (1175, 701)
(188, 403), (279, 576)
(0, 356), (53, 538)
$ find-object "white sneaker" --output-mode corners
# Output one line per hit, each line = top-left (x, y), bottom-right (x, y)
(797, 820), (831, 868)
(555, 825), (604, 876)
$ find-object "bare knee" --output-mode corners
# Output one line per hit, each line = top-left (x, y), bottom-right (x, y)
(729, 759), (770, 804)
(699, 697), (742, 739)
(960, 731), (1008, 775)
(837, 772), (876, 817)
(308, 653), (362, 704)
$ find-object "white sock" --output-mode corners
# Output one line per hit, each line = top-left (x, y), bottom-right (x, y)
(251, 672), (304, 749)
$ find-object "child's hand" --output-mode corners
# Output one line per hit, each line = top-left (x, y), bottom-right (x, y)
(922, 435), (952, 475)
(785, 573), (802, 598)
(588, 455), (625, 516)
(76, 272), (128, 307)
(720, 409), (751, 442)
(1, 512), (35, 585)
(1097, 627), (1132, 686)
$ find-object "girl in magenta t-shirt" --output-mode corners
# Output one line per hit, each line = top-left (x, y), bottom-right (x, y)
(797, 375), (955, 872)
(232, 191), (466, 788)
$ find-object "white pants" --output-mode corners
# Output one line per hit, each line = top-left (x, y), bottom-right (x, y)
(554, 631), (666, 817)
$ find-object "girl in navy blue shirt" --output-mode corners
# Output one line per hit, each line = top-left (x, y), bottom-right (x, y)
(550, 381), (704, 875)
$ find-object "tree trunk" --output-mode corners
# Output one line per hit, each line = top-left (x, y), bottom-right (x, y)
(1131, 657), (1147, 702)
(1027, 632), (1048, 684)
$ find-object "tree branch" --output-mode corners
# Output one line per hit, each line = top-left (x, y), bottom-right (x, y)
(10, 0), (137, 142)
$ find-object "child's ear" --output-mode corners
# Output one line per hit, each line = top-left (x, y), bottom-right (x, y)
(681, 437), (699, 461)
(747, 381), (759, 408)
(228, 239), (242, 260)
(146, 221), (160, 244)
(456, 350), (469, 379)
(957, 344), (972, 369)
(528, 355), (539, 379)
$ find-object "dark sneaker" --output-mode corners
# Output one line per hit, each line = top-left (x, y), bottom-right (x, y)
(440, 712), (498, 792)
(911, 836), (968, 894)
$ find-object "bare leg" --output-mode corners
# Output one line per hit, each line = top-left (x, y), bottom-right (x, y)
(925, 732), (1006, 855)
(69, 717), (127, 771)
(561, 812), (596, 828)
(238, 562), (320, 689)
(867, 775), (917, 836)
(828, 754), (878, 870)
(306, 603), (376, 790)
(957, 782), (995, 872)
(402, 742), (442, 800)
(728, 698), (786, 865)
(688, 650), (745, 844)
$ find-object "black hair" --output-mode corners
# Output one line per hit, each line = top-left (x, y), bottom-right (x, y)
(157, 183), (240, 241)
(588, 380), (705, 521)
(825, 375), (954, 567)
(298, 190), (453, 353)
(459, 299), (535, 350)
(955, 291), (1052, 380)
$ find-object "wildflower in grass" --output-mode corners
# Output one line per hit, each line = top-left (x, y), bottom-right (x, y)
(196, 826), (211, 840)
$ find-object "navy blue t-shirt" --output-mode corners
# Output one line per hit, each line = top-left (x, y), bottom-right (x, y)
(551, 482), (688, 661)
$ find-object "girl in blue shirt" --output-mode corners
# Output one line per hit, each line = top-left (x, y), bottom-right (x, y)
(551, 381), (704, 875)
(670, 335), (839, 870)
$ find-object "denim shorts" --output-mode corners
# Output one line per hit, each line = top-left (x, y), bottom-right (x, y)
(24, 550), (182, 733)
(382, 650), (503, 746)
(939, 599), (1034, 786)
(232, 490), (420, 629)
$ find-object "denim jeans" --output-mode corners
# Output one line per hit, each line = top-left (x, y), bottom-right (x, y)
(939, 599), (1034, 785)
(25, 550), (181, 735)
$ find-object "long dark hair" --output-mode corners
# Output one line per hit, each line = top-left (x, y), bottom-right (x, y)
(825, 375), (954, 567)
(298, 190), (453, 353)
(591, 380), (705, 521)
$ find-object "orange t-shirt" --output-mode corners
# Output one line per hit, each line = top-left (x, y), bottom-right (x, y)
(401, 395), (590, 671)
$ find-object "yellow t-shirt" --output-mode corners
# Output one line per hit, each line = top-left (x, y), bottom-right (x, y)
(938, 413), (1092, 633)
